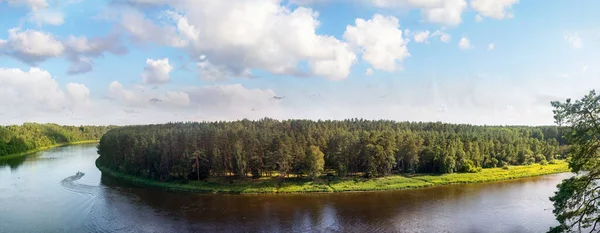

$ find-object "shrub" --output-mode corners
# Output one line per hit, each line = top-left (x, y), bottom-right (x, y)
(459, 159), (480, 173)
(549, 160), (557, 164)
(540, 160), (548, 165)
(502, 166), (510, 170)
(526, 157), (536, 165)
(498, 160), (508, 168)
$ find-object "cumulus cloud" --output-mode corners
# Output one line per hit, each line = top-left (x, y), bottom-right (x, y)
(488, 43), (495, 51)
(196, 55), (248, 81)
(114, 0), (357, 80)
(0, 28), (64, 64)
(0, 67), (93, 113)
(459, 36), (472, 50)
(372, 0), (467, 26)
(118, 8), (188, 47)
(431, 30), (451, 43)
(141, 58), (173, 85)
(344, 14), (409, 72)
(471, 0), (519, 19)
(413, 30), (430, 43)
(0, 27), (127, 74)
(65, 82), (91, 107)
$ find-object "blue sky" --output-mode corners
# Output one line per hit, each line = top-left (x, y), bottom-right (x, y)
(0, 0), (598, 126)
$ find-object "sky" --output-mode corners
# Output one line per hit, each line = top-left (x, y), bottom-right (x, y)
(0, 0), (598, 126)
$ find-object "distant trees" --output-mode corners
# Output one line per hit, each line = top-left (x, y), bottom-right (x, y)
(0, 123), (115, 157)
(96, 119), (569, 182)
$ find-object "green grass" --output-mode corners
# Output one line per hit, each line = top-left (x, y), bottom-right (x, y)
(98, 160), (570, 194)
(329, 175), (434, 192)
(414, 161), (570, 185)
(0, 140), (100, 161)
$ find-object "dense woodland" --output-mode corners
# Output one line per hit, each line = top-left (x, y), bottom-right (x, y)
(97, 119), (569, 181)
(0, 123), (116, 157)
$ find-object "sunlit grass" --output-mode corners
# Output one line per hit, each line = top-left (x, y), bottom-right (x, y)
(329, 176), (434, 192)
(415, 161), (570, 185)
(278, 178), (332, 193)
(98, 160), (570, 194)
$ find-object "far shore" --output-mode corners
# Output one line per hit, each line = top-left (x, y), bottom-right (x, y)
(0, 140), (99, 161)
(97, 160), (570, 194)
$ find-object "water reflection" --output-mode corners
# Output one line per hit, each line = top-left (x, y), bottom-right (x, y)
(0, 144), (569, 233)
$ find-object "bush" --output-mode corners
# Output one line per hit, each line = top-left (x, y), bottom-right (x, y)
(534, 154), (546, 163)
(459, 159), (481, 173)
(502, 166), (510, 170)
(540, 160), (548, 165)
(526, 157), (536, 165)
(549, 160), (557, 164)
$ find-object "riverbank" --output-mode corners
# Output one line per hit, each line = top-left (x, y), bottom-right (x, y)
(97, 160), (570, 194)
(0, 140), (99, 161)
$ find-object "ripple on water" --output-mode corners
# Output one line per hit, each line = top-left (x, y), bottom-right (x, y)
(59, 173), (97, 197)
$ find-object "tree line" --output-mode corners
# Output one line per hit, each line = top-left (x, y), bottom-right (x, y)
(0, 123), (116, 157)
(97, 119), (569, 181)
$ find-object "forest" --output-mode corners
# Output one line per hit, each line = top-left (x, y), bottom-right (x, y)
(96, 118), (569, 182)
(0, 123), (116, 157)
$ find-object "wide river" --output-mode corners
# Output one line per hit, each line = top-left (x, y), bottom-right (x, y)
(0, 143), (570, 233)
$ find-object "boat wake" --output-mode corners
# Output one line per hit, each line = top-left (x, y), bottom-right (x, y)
(59, 172), (97, 196)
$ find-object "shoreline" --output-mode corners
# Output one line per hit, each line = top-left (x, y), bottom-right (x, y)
(97, 160), (570, 194)
(0, 140), (99, 161)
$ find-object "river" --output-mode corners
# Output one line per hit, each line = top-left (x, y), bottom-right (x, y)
(0, 143), (569, 233)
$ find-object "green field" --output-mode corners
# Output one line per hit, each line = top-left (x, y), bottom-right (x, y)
(0, 140), (100, 161)
(98, 160), (570, 194)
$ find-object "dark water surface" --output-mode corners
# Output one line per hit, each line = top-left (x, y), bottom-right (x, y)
(0, 144), (569, 233)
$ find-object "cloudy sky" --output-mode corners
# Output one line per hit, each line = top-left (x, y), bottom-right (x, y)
(0, 0), (598, 126)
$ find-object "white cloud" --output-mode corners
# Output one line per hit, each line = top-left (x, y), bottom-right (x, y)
(458, 36), (472, 50)
(5, 65), (600, 127)
(29, 10), (65, 26)
(162, 91), (190, 107)
(65, 82), (91, 107)
(196, 56), (248, 81)
(106, 81), (276, 118)
(475, 14), (483, 22)
(63, 34), (127, 74)
(109, 81), (141, 106)
(118, 8), (187, 47)
(371, 0), (467, 26)
(0, 28), (126, 73)
(488, 43), (495, 51)
(344, 14), (410, 72)
(432, 30), (451, 43)
(583, 66), (588, 73)
(116, 1), (357, 80)
(413, 30), (430, 43)
(1, 28), (64, 64)
(186, 84), (276, 113)
(471, 0), (519, 19)
(2, 0), (48, 11)
(565, 34), (583, 49)
(142, 58), (173, 85)
(365, 68), (374, 76)
(0, 67), (92, 113)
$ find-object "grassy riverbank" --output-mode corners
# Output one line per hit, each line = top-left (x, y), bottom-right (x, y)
(97, 160), (570, 194)
(0, 140), (99, 161)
